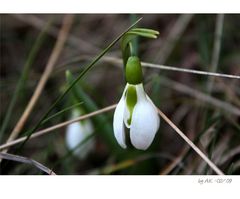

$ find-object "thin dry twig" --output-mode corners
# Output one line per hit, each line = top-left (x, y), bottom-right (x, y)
(0, 104), (117, 151)
(157, 108), (224, 175)
(142, 61), (240, 79)
(102, 56), (240, 79)
(2, 15), (74, 155)
(0, 152), (56, 175)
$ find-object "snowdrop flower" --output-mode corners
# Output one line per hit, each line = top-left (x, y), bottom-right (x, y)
(66, 109), (94, 159)
(113, 56), (160, 150)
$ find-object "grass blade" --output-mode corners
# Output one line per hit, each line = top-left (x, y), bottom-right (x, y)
(41, 102), (83, 125)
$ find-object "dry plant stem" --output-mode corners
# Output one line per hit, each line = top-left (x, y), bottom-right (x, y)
(55, 55), (240, 79)
(155, 14), (193, 64)
(102, 56), (240, 79)
(0, 104), (117, 151)
(0, 152), (56, 175)
(0, 15), (74, 157)
(157, 108), (224, 175)
(207, 14), (224, 93)
(142, 61), (240, 79)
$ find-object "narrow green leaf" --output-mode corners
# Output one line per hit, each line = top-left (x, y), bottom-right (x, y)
(131, 28), (159, 35)
(127, 31), (158, 38)
(41, 102), (83, 125)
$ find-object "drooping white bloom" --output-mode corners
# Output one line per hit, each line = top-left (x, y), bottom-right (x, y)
(66, 109), (94, 159)
(113, 83), (160, 150)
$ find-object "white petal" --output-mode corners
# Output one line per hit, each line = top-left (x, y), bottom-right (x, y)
(113, 96), (127, 149)
(66, 121), (94, 159)
(130, 84), (160, 150)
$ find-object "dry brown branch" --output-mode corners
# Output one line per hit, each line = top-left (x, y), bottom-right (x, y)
(101, 56), (240, 79)
(142, 61), (240, 79)
(157, 108), (224, 175)
(0, 104), (117, 151)
(0, 152), (56, 175)
(2, 15), (74, 155)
